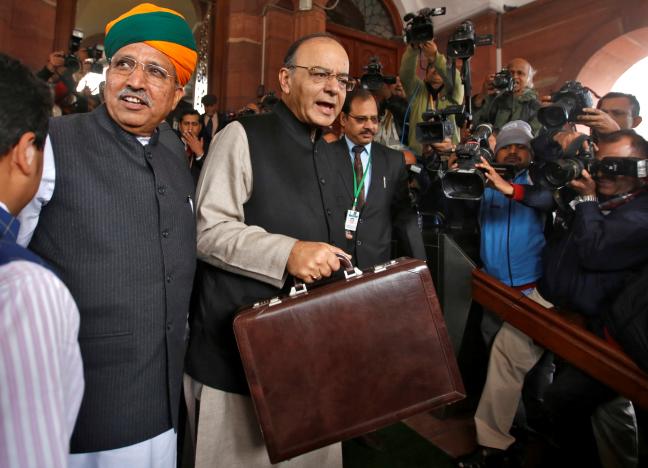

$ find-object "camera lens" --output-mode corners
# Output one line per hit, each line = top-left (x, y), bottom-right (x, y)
(544, 159), (581, 187)
(538, 105), (568, 128)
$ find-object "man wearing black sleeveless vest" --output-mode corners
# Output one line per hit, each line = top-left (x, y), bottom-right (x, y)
(17, 4), (198, 466)
(185, 33), (352, 467)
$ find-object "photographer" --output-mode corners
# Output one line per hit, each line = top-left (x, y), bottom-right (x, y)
(400, 39), (463, 156)
(473, 58), (542, 135)
(577, 91), (642, 141)
(536, 129), (648, 466)
(455, 121), (555, 468)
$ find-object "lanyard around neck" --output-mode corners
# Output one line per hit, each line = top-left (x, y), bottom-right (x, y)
(352, 153), (372, 209)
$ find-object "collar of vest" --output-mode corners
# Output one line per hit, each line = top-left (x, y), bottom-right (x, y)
(91, 104), (162, 146)
(273, 100), (322, 143)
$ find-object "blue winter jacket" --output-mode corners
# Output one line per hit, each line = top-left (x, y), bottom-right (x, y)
(480, 171), (547, 286)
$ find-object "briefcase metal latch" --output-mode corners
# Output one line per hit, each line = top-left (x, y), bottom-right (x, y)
(253, 297), (283, 308)
(344, 267), (363, 280)
(373, 260), (397, 273)
(289, 283), (308, 297)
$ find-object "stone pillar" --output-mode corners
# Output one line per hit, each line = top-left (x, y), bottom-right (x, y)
(53, 0), (78, 52)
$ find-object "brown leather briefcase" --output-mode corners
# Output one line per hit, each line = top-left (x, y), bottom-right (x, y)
(233, 257), (464, 463)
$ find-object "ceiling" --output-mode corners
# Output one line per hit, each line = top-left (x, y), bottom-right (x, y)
(74, 0), (536, 40)
(394, 0), (536, 31)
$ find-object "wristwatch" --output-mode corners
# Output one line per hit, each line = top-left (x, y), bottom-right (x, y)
(573, 194), (598, 205)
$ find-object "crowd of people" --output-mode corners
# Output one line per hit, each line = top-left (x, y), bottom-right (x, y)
(1, 2), (647, 468)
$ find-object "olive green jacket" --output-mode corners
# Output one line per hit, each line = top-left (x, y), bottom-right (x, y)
(473, 87), (542, 135)
(399, 46), (464, 155)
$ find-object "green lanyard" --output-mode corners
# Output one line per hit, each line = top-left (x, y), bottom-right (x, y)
(352, 155), (372, 210)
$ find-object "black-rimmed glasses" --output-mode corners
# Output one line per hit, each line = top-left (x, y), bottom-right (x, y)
(288, 65), (355, 91)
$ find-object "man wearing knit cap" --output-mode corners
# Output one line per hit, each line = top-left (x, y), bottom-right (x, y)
(18, 3), (197, 466)
(458, 121), (555, 467)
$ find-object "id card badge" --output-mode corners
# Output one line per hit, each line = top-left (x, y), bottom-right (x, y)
(345, 209), (360, 231)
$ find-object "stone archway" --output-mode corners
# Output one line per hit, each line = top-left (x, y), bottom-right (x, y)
(576, 27), (648, 98)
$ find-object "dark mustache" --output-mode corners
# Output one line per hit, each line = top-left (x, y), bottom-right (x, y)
(117, 86), (151, 106)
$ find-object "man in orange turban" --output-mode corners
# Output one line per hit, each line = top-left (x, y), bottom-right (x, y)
(17, 4), (198, 467)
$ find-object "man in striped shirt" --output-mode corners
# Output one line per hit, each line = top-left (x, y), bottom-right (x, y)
(0, 53), (84, 468)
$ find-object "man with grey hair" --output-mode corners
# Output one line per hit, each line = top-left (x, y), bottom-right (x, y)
(185, 32), (352, 467)
(473, 58), (542, 135)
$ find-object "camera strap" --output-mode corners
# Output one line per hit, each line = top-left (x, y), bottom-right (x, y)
(598, 186), (648, 212)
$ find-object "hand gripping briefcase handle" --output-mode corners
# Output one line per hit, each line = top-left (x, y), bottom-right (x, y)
(289, 253), (363, 297)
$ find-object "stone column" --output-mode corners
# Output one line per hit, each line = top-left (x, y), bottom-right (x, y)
(53, 0), (78, 52)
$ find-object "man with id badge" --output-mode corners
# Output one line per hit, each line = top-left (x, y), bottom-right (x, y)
(332, 88), (426, 269)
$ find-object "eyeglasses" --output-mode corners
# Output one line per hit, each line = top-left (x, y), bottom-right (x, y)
(109, 56), (176, 86)
(347, 113), (379, 124)
(288, 65), (355, 92)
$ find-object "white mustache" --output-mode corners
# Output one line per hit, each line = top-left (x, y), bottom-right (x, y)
(117, 87), (151, 106)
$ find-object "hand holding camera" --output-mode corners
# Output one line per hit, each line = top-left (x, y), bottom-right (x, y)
(419, 40), (438, 59)
(46, 51), (66, 74)
(475, 156), (515, 196)
(568, 168), (597, 196)
(576, 108), (621, 135)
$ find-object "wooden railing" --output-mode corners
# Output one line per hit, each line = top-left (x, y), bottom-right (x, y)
(472, 269), (648, 410)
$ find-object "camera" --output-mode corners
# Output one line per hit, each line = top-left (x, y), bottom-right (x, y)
(447, 20), (493, 60)
(530, 132), (595, 188)
(360, 56), (396, 91)
(63, 29), (85, 74)
(415, 105), (463, 145)
(492, 68), (514, 93)
(441, 123), (495, 200)
(403, 7), (446, 45)
(591, 157), (648, 178)
(537, 80), (593, 129)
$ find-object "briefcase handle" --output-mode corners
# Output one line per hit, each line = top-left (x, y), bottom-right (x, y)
(289, 254), (362, 297)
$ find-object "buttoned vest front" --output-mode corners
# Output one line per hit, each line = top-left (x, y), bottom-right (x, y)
(29, 105), (196, 452)
(186, 102), (346, 394)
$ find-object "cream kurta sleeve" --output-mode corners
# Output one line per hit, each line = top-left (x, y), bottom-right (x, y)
(195, 121), (297, 288)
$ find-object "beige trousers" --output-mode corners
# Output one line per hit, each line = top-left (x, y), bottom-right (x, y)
(474, 288), (552, 450)
(185, 375), (342, 468)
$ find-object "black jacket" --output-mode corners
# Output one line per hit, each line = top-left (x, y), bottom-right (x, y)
(329, 138), (426, 269)
(538, 192), (648, 333)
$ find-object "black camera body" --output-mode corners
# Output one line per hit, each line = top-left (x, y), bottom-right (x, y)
(447, 20), (493, 60)
(415, 105), (463, 144)
(441, 123), (495, 200)
(530, 132), (595, 188)
(492, 68), (514, 93)
(538, 80), (593, 129)
(360, 56), (396, 91)
(63, 29), (84, 74)
(591, 157), (648, 178)
(403, 7), (446, 45)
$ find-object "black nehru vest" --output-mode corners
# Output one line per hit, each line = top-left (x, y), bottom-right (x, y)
(29, 105), (196, 452)
(185, 101), (346, 393)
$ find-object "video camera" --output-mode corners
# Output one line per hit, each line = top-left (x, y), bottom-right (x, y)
(403, 7), (446, 45)
(447, 20), (493, 60)
(441, 123), (496, 200)
(538, 80), (593, 129)
(360, 56), (396, 91)
(592, 157), (648, 178)
(416, 105), (463, 145)
(492, 68), (514, 93)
